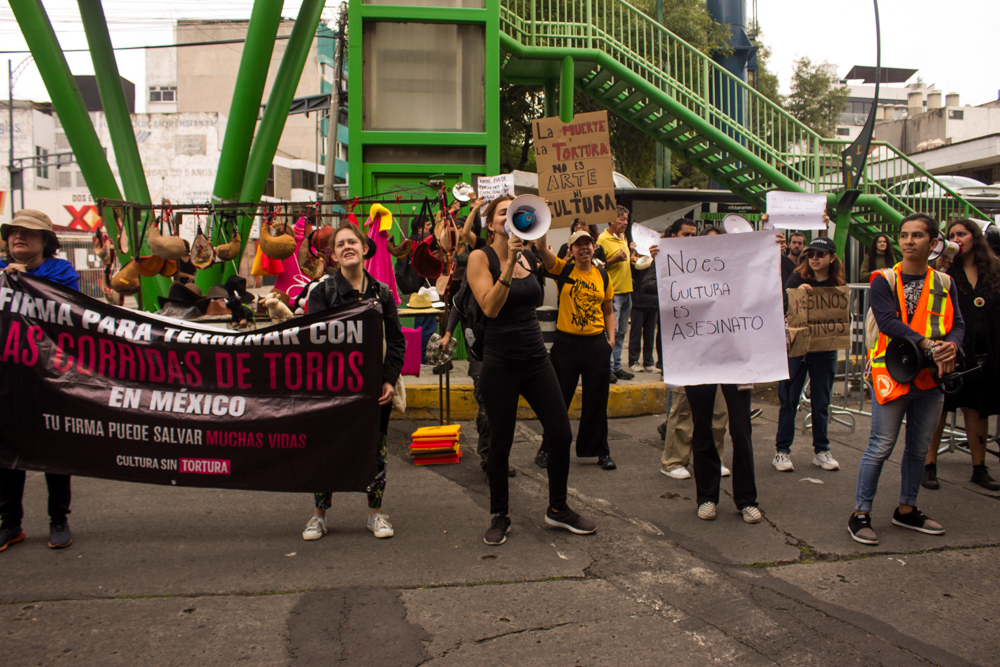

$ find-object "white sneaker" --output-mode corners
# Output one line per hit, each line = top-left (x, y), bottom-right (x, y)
(630, 363), (644, 373)
(661, 467), (691, 479)
(643, 365), (658, 373)
(720, 464), (731, 477)
(697, 502), (717, 520)
(302, 515), (327, 541)
(742, 506), (762, 523)
(813, 451), (840, 470)
(772, 453), (794, 472)
(367, 513), (394, 538)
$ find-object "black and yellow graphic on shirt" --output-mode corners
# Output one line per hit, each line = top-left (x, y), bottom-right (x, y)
(547, 256), (614, 336)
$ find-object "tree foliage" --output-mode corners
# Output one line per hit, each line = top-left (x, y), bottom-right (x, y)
(785, 57), (851, 138)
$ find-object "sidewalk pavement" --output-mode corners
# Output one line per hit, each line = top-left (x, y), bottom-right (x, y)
(1, 402), (997, 665)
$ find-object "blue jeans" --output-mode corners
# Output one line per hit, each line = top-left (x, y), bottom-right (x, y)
(855, 385), (944, 512)
(610, 293), (632, 372)
(775, 351), (837, 454)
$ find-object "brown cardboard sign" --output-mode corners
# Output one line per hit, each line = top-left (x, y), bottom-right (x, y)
(786, 286), (850, 353)
(532, 111), (616, 228)
(788, 326), (811, 358)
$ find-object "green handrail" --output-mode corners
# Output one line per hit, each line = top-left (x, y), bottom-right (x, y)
(499, 0), (988, 233)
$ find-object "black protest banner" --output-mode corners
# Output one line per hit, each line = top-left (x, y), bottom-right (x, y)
(0, 273), (383, 493)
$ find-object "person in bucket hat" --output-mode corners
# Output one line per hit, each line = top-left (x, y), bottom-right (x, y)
(0, 210), (81, 552)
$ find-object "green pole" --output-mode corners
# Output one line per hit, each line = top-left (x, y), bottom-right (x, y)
(559, 56), (574, 123)
(77, 0), (165, 307)
(197, 0), (284, 292)
(228, 0), (327, 279)
(544, 79), (557, 118)
(834, 207), (852, 258)
(9, 1), (121, 219)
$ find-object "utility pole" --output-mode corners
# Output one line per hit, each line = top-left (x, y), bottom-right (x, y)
(321, 2), (347, 218)
(8, 60), (15, 219)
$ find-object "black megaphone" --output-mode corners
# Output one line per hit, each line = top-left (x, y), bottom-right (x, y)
(885, 337), (972, 395)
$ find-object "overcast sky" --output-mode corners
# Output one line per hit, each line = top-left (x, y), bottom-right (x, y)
(0, 1), (997, 111)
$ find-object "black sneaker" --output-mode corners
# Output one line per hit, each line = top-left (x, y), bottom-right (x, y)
(609, 371), (618, 384)
(750, 408), (763, 420)
(545, 507), (596, 535)
(848, 513), (878, 545)
(48, 522), (73, 549)
(656, 421), (667, 440)
(484, 514), (511, 545)
(0, 526), (26, 552)
(922, 463), (940, 490)
(507, 466), (517, 478)
(535, 448), (548, 469)
(614, 368), (635, 381)
(892, 507), (945, 535)
(598, 455), (617, 470)
(971, 464), (1000, 491)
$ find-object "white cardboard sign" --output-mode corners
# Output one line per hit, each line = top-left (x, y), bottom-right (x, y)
(477, 174), (514, 211)
(631, 222), (661, 258)
(655, 231), (789, 386)
(765, 191), (828, 230)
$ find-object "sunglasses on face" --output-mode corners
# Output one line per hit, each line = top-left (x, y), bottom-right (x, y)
(805, 250), (829, 259)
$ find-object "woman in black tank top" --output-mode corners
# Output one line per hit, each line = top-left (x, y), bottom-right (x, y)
(466, 196), (596, 545)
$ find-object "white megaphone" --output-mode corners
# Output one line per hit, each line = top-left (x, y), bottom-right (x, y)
(928, 234), (960, 263)
(723, 214), (754, 234)
(504, 194), (551, 241)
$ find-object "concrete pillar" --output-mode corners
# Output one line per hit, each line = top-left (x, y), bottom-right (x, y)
(926, 91), (942, 109)
(907, 91), (924, 116)
(946, 92), (961, 107)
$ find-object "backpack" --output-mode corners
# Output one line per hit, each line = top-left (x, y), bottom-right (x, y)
(558, 260), (609, 295)
(452, 246), (504, 361)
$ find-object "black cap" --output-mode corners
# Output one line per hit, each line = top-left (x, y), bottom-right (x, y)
(808, 237), (837, 255)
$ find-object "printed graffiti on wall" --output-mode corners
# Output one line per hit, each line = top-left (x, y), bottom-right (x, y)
(63, 205), (103, 231)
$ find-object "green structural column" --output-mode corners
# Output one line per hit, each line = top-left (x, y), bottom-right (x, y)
(230, 0), (327, 279)
(544, 79), (557, 119)
(834, 207), (852, 258)
(78, 0), (165, 308)
(198, 0), (284, 292)
(9, 1), (121, 213)
(560, 56), (574, 123)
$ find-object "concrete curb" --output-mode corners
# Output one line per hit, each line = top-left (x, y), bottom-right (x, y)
(395, 382), (669, 421)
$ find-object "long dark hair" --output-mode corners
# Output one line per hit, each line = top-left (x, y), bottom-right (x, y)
(867, 234), (895, 268)
(795, 251), (845, 286)
(947, 219), (1000, 298)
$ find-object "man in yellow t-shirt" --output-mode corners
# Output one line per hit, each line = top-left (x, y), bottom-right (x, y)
(597, 205), (634, 382)
(534, 230), (618, 470)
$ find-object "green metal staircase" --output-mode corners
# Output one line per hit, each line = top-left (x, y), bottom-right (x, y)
(498, 0), (988, 247)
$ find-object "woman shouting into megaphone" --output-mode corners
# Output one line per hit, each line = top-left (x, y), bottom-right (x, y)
(466, 196), (597, 546)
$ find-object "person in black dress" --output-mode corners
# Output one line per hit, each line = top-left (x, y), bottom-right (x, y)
(924, 219), (1000, 490)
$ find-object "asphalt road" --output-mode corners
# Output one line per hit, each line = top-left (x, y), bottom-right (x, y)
(2, 402), (998, 666)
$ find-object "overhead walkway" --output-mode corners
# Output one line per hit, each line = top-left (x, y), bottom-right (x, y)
(498, 0), (987, 248)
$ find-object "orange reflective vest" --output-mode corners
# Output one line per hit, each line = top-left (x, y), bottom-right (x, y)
(868, 264), (954, 404)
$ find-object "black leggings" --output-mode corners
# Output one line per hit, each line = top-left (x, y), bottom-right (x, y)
(686, 384), (757, 509)
(480, 355), (572, 516)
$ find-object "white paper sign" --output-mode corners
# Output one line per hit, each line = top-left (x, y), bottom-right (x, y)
(631, 223), (661, 258)
(477, 175), (514, 209)
(656, 231), (789, 386)
(765, 191), (828, 230)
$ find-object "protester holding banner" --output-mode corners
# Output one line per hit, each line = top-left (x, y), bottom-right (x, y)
(303, 225), (405, 542)
(0, 209), (78, 551)
(598, 206), (634, 383)
(534, 229), (617, 471)
(774, 231), (844, 473)
(850, 213), (964, 546)
(923, 219), (1000, 491)
(644, 219), (729, 480)
(466, 196), (596, 546)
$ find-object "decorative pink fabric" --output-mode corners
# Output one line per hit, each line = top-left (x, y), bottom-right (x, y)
(365, 211), (402, 305)
(401, 327), (421, 377)
(273, 216), (308, 299)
